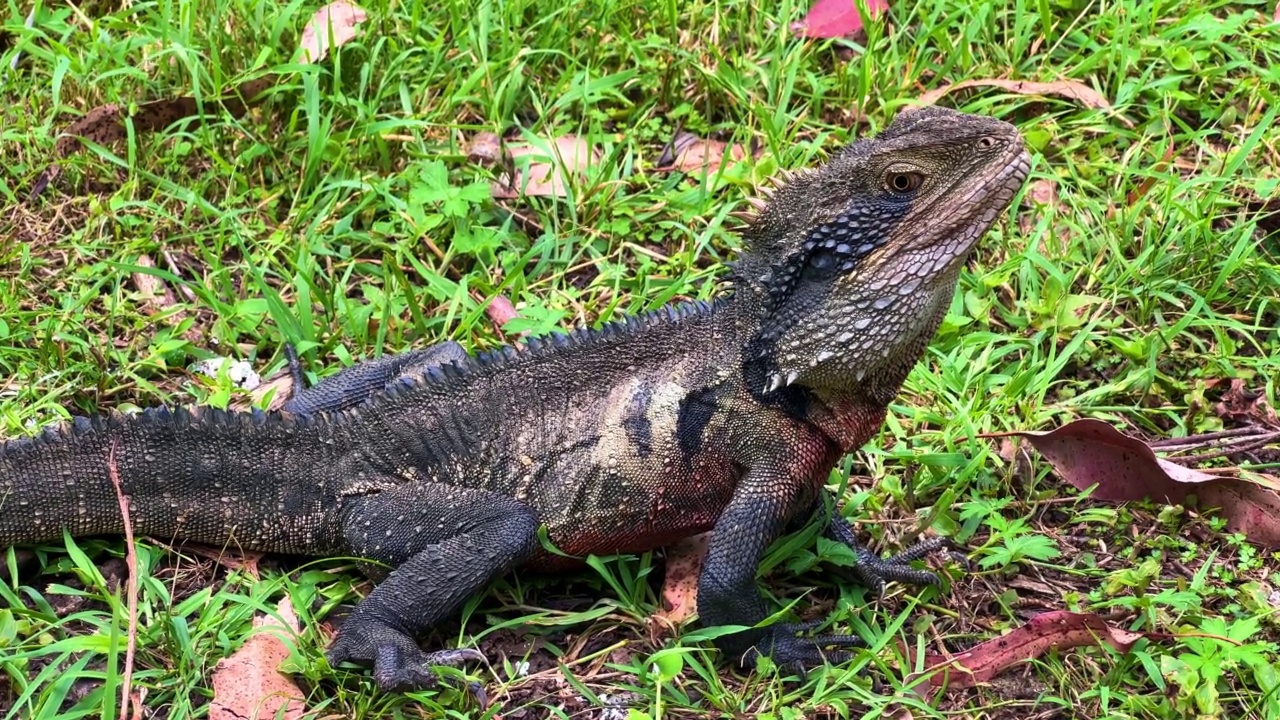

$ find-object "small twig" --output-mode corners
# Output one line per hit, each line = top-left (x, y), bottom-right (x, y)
(106, 439), (141, 720)
(1167, 434), (1280, 465)
(161, 250), (198, 304)
(1148, 426), (1266, 449)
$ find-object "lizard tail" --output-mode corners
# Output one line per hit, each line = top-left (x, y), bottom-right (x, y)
(0, 406), (340, 552)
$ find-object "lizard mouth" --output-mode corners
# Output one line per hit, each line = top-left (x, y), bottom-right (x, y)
(757, 140), (1033, 396)
(910, 141), (1032, 255)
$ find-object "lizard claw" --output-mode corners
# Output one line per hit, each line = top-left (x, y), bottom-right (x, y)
(827, 519), (962, 596)
(743, 622), (865, 671)
(327, 628), (487, 696)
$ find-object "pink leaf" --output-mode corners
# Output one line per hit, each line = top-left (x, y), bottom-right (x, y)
(1013, 419), (1280, 547)
(485, 295), (520, 327)
(795, 0), (887, 39)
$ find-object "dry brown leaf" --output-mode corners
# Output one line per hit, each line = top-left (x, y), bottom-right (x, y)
(654, 532), (710, 628)
(1214, 379), (1280, 429)
(1120, 139), (1176, 211)
(29, 77), (273, 199)
(467, 132), (504, 166)
(492, 136), (600, 199)
(918, 78), (1111, 110)
(131, 254), (204, 344)
(912, 611), (1144, 690)
(298, 0), (367, 63)
(210, 598), (308, 720)
(180, 543), (265, 579)
(655, 131), (753, 174)
(1019, 177), (1066, 240)
(1011, 419), (1280, 547)
(1026, 178), (1057, 207)
(31, 2), (364, 200)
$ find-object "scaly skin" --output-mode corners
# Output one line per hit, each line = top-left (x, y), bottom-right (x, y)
(0, 107), (1030, 692)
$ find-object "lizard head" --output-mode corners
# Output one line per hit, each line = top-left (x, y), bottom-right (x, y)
(736, 106), (1030, 397)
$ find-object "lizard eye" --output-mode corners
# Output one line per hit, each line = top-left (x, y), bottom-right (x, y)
(885, 171), (924, 194)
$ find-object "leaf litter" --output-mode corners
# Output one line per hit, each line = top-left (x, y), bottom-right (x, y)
(909, 610), (1146, 692)
(28, 1), (368, 200)
(918, 78), (1113, 112)
(1001, 418), (1280, 547)
(654, 130), (756, 174)
(491, 135), (602, 199)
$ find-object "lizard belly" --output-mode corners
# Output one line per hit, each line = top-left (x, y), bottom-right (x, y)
(510, 373), (739, 565)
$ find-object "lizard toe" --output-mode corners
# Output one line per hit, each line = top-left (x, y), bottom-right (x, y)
(327, 625), (486, 693)
(372, 645), (487, 692)
(747, 623), (863, 670)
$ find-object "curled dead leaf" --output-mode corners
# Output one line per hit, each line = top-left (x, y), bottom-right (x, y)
(298, 0), (367, 63)
(1025, 178), (1058, 207)
(918, 78), (1111, 111)
(1214, 379), (1280, 429)
(655, 131), (753, 174)
(1010, 419), (1280, 547)
(467, 132), (505, 167)
(485, 294), (520, 328)
(492, 135), (601, 199)
(912, 610), (1145, 690)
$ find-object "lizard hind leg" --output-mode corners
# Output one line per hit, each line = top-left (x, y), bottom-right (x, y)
(327, 481), (539, 692)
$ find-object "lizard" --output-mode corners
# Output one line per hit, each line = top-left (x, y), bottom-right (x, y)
(0, 106), (1030, 693)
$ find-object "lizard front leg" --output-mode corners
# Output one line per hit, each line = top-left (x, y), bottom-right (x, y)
(696, 472), (862, 668)
(823, 506), (958, 595)
(329, 481), (539, 691)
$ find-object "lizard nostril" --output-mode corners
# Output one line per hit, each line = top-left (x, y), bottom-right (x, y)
(978, 136), (996, 149)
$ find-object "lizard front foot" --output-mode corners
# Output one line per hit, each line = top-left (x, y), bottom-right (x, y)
(744, 621), (865, 673)
(840, 532), (965, 596)
(327, 626), (486, 696)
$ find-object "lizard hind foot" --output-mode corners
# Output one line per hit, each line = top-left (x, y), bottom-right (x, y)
(373, 646), (486, 694)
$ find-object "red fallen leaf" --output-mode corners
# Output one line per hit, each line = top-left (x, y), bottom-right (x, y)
(1010, 419), (1280, 547)
(912, 611), (1145, 689)
(654, 532), (710, 628)
(486, 295), (520, 327)
(210, 598), (307, 719)
(794, 0), (888, 38)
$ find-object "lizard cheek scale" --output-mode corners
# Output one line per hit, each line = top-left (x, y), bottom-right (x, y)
(0, 106), (1029, 693)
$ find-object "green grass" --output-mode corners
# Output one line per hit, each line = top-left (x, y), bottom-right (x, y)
(2, 0), (1280, 717)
